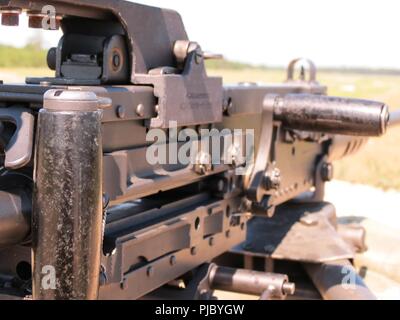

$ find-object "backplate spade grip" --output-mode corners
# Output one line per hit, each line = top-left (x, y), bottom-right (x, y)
(0, 107), (34, 169)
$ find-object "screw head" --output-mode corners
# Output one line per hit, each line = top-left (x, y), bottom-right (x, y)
(111, 51), (122, 71)
(116, 105), (126, 119)
(282, 282), (296, 295)
(264, 168), (281, 190)
(193, 152), (213, 175)
(227, 143), (244, 167)
(136, 104), (145, 117)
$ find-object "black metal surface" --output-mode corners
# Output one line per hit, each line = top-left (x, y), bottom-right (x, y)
(0, 0), (188, 78)
(32, 106), (103, 299)
(0, 187), (31, 248)
(0, 92), (43, 104)
(304, 260), (376, 300)
(99, 193), (246, 300)
(270, 94), (389, 136)
(232, 202), (354, 263)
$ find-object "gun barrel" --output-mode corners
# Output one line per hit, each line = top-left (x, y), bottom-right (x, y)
(389, 110), (400, 127)
(304, 260), (376, 300)
(267, 94), (389, 136)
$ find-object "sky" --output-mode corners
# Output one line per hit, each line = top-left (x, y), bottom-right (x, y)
(0, 0), (399, 69)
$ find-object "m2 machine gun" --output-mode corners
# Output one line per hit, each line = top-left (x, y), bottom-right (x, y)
(0, 0), (390, 300)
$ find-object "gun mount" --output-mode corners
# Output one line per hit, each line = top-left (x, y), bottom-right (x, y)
(0, 0), (390, 300)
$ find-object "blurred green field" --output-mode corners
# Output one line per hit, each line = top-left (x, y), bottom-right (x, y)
(0, 45), (47, 68)
(1, 65), (400, 190)
(207, 68), (400, 191)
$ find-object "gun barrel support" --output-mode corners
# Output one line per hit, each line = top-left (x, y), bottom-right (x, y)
(268, 94), (389, 136)
(303, 260), (376, 300)
(32, 90), (104, 300)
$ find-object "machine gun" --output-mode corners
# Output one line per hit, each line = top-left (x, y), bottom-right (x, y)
(0, 0), (390, 300)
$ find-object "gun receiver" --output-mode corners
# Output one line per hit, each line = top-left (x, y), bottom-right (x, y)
(0, 0), (390, 300)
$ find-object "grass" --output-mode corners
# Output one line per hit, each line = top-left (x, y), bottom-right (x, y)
(0, 45), (47, 68)
(1, 65), (400, 190)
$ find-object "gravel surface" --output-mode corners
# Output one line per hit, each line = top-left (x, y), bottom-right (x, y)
(326, 180), (400, 300)
(325, 180), (400, 230)
(0, 71), (22, 83)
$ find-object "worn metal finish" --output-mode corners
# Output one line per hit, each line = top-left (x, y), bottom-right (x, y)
(245, 96), (274, 205)
(231, 202), (354, 263)
(270, 94), (389, 136)
(209, 265), (295, 300)
(0, 0), (391, 301)
(32, 91), (103, 300)
(4, 0), (222, 128)
(0, 188), (31, 248)
(0, 0), (187, 79)
(304, 260), (376, 300)
(99, 194), (246, 300)
(327, 135), (367, 162)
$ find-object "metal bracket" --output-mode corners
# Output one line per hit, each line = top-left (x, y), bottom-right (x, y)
(0, 107), (34, 169)
(149, 48), (223, 128)
(245, 95), (275, 216)
(232, 202), (355, 264)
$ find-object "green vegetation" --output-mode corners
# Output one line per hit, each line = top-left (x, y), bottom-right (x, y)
(0, 45), (47, 68)
(205, 59), (267, 70)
